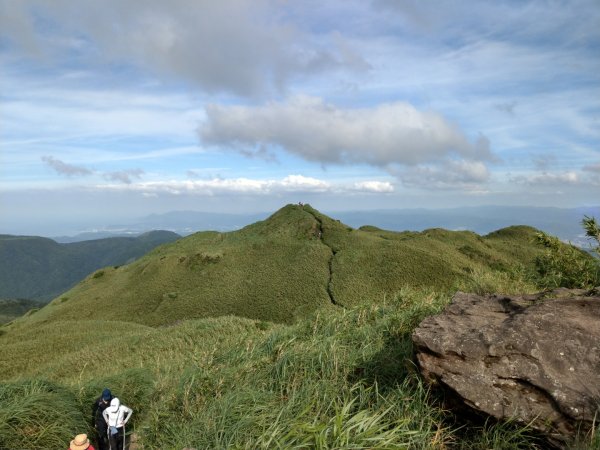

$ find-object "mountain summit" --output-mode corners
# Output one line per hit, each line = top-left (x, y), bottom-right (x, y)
(17, 204), (544, 327)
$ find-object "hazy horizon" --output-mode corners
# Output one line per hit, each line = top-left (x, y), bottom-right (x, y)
(2, 204), (598, 246)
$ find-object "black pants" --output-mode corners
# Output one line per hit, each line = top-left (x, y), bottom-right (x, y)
(95, 427), (109, 450)
(108, 427), (125, 450)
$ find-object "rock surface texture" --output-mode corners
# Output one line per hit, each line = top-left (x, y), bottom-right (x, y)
(412, 288), (600, 445)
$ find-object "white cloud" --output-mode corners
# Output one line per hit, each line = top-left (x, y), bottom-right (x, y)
(92, 175), (403, 196)
(98, 175), (331, 196)
(353, 181), (394, 193)
(200, 95), (494, 167)
(279, 175), (330, 192)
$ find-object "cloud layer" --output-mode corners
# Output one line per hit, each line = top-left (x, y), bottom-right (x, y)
(0, 0), (367, 97)
(98, 174), (393, 196)
(200, 96), (493, 168)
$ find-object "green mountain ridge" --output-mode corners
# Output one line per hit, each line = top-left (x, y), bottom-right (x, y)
(11, 204), (545, 329)
(0, 230), (181, 302)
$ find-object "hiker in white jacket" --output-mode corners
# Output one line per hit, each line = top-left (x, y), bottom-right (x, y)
(102, 397), (132, 450)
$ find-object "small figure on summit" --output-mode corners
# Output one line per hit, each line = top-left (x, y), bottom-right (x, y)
(91, 388), (112, 450)
(103, 397), (133, 450)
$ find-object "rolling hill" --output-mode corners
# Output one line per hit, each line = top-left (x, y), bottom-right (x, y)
(10, 204), (547, 328)
(3, 204), (598, 448)
(0, 230), (181, 302)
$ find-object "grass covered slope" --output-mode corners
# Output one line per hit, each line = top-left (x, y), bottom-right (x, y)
(10, 204), (548, 328)
(4, 289), (596, 448)
(3, 289), (574, 449)
(0, 231), (181, 302)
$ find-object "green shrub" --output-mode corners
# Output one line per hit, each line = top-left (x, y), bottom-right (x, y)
(582, 215), (600, 257)
(534, 232), (600, 289)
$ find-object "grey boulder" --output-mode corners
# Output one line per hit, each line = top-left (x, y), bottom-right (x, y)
(412, 288), (600, 444)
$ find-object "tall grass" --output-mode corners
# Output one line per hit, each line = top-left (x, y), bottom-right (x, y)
(455, 265), (538, 295)
(0, 379), (89, 449)
(2, 285), (579, 449)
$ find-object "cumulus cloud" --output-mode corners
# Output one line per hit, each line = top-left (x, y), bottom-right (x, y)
(279, 175), (330, 192)
(353, 181), (394, 193)
(399, 160), (490, 190)
(200, 96), (494, 167)
(41, 155), (92, 176)
(0, 0), (368, 97)
(103, 169), (144, 184)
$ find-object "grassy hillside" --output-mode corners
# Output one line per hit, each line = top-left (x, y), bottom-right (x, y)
(1, 205), (598, 448)
(10, 204), (547, 329)
(0, 230), (181, 302)
(2, 289), (597, 448)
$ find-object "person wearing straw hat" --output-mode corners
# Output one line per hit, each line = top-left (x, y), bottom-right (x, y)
(102, 397), (133, 450)
(68, 433), (95, 450)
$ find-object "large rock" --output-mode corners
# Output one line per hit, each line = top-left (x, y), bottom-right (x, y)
(412, 288), (600, 444)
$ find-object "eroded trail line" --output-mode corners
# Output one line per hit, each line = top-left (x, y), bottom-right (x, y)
(304, 208), (345, 309)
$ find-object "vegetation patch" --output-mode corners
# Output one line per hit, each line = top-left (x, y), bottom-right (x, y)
(0, 379), (88, 449)
(535, 232), (600, 289)
(92, 270), (104, 279)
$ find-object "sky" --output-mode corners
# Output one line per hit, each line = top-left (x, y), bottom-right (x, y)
(1, 0), (599, 234)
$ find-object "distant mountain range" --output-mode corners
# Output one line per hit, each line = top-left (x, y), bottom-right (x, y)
(0, 230), (180, 303)
(49, 206), (599, 249)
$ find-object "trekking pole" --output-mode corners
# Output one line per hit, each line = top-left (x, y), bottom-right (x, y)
(123, 423), (126, 450)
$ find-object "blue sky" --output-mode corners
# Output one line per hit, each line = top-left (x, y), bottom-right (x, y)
(1, 0), (599, 234)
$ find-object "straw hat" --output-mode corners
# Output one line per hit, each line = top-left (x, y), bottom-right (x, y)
(70, 434), (90, 450)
